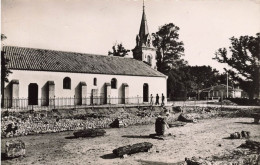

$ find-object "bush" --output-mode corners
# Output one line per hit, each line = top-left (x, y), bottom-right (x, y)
(227, 98), (260, 106)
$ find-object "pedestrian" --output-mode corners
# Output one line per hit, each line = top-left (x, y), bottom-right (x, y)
(161, 93), (165, 106)
(155, 94), (159, 105)
(150, 94), (153, 105)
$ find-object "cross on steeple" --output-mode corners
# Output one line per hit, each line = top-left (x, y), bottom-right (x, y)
(143, 0), (145, 11)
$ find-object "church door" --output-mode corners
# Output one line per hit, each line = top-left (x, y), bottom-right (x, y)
(28, 83), (38, 105)
(143, 83), (149, 102)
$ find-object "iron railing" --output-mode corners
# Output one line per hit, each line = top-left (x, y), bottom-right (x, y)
(1, 96), (161, 111)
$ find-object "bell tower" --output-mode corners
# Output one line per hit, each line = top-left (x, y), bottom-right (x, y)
(132, 1), (157, 70)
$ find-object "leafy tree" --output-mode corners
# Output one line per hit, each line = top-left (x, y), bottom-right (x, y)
(108, 43), (130, 57)
(188, 66), (220, 90)
(168, 65), (227, 100)
(167, 66), (192, 100)
(152, 23), (185, 74)
(216, 72), (235, 87)
(214, 33), (260, 99)
(1, 34), (12, 83)
(1, 34), (7, 41)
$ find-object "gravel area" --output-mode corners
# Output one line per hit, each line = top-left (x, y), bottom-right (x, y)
(1, 117), (259, 165)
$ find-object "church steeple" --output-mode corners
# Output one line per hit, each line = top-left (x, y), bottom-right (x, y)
(139, 2), (149, 41)
(132, 0), (157, 70)
(136, 0), (151, 47)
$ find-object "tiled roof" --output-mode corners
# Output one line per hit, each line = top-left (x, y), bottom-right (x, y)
(3, 46), (166, 77)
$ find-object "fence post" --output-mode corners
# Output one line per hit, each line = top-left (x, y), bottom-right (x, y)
(6, 98), (9, 112)
(74, 95), (76, 109)
(53, 95), (55, 109)
(137, 95), (139, 109)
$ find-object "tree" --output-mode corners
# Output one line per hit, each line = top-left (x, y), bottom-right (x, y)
(216, 72), (235, 87)
(168, 65), (228, 100)
(1, 34), (12, 83)
(214, 33), (260, 99)
(1, 34), (12, 107)
(188, 66), (220, 90)
(167, 66), (192, 100)
(152, 23), (185, 74)
(108, 43), (130, 57)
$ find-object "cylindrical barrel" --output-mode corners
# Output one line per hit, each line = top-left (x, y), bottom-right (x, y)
(155, 117), (166, 135)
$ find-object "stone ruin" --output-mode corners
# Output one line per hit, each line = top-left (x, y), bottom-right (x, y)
(230, 131), (250, 139)
(5, 140), (26, 159)
(109, 118), (127, 128)
(113, 142), (153, 157)
(73, 129), (106, 138)
(155, 116), (169, 136)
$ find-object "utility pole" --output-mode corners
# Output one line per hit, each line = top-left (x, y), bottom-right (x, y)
(227, 72), (228, 98)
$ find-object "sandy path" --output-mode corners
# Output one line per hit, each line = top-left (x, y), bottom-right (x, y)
(1, 117), (259, 165)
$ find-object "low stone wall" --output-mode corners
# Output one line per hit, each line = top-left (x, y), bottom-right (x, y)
(1, 107), (165, 138)
(2, 106), (259, 138)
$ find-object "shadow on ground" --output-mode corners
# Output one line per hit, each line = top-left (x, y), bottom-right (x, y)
(122, 135), (151, 139)
(65, 136), (78, 139)
(1, 152), (21, 161)
(222, 137), (234, 140)
(100, 153), (117, 159)
(136, 159), (184, 165)
(234, 122), (259, 125)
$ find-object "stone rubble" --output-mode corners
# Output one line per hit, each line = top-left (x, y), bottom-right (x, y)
(2, 106), (256, 138)
(73, 129), (106, 138)
(230, 131), (250, 139)
(5, 140), (26, 158)
(113, 142), (153, 157)
(1, 107), (159, 138)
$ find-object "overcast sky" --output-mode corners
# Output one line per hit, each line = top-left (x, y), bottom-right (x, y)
(1, 0), (260, 72)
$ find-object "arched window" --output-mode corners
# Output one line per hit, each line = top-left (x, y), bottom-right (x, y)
(93, 78), (97, 86)
(63, 77), (71, 89)
(111, 78), (117, 89)
(147, 55), (151, 65)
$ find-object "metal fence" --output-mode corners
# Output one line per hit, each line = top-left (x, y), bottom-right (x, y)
(1, 96), (156, 111)
(2, 97), (257, 112)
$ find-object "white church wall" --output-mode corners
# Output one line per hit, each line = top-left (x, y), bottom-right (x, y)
(5, 70), (167, 104)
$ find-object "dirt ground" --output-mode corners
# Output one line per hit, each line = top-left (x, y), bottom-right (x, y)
(1, 117), (260, 165)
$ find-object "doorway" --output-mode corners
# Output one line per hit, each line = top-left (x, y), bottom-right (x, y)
(143, 83), (149, 102)
(28, 83), (38, 105)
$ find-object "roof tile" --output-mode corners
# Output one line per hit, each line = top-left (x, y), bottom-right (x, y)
(3, 46), (166, 77)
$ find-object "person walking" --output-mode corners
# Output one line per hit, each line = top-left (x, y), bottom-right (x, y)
(161, 93), (165, 106)
(150, 94), (153, 105)
(155, 94), (159, 105)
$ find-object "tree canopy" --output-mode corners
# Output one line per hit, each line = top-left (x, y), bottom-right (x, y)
(214, 33), (260, 99)
(1, 34), (12, 83)
(152, 23), (185, 74)
(108, 43), (130, 57)
(167, 65), (229, 100)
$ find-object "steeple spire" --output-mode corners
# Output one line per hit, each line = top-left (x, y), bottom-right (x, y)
(139, 0), (149, 39)
(132, 0), (157, 70)
(143, 0), (145, 11)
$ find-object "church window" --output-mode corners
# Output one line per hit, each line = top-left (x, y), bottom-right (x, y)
(94, 78), (97, 86)
(147, 55), (151, 64)
(63, 77), (71, 89)
(111, 78), (117, 89)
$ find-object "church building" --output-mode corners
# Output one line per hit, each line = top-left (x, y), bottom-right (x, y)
(2, 5), (167, 108)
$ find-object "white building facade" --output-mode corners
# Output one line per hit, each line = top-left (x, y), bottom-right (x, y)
(2, 5), (167, 108)
(3, 67), (166, 107)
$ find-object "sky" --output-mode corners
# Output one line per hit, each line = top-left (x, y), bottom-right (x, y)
(1, 0), (260, 72)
